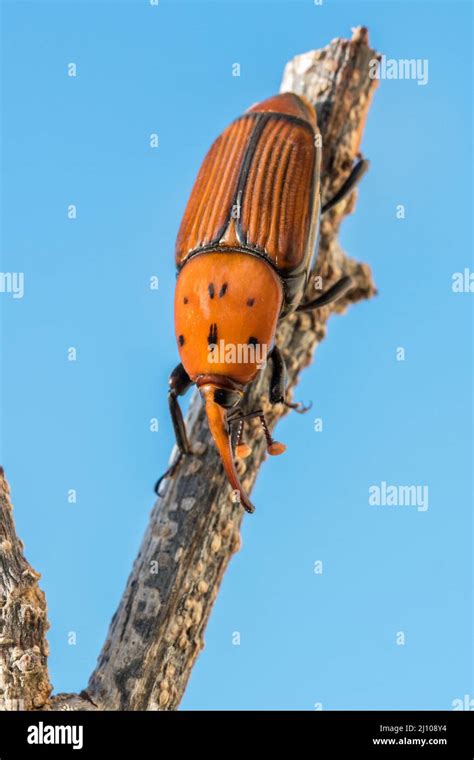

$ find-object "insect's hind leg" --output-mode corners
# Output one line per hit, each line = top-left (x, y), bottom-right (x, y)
(321, 158), (369, 215)
(296, 149), (367, 313)
(295, 275), (353, 313)
(154, 362), (193, 495)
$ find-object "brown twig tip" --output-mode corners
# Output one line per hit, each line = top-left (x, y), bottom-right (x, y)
(86, 35), (377, 711)
(351, 26), (370, 44)
(0, 466), (11, 496)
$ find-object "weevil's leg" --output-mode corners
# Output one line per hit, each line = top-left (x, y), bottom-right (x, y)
(226, 408), (243, 427)
(321, 158), (369, 215)
(295, 275), (353, 313)
(168, 363), (193, 455)
(154, 459), (181, 497)
(228, 408), (263, 425)
(284, 398), (313, 414)
(154, 363), (193, 495)
(269, 345), (287, 405)
(269, 346), (311, 413)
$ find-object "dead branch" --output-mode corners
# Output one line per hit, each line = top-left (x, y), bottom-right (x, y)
(0, 28), (379, 712)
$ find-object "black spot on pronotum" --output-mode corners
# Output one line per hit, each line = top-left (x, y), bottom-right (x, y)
(208, 283), (215, 299)
(178, 335), (185, 346)
(248, 337), (258, 346)
(219, 283), (228, 298)
(247, 298), (255, 307)
(183, 297), (188, 304)
(208, 323), (218, 346)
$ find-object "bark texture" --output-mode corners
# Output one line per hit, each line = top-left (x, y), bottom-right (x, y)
(0, 468), (51, 710)
(0, 28), (379, 712)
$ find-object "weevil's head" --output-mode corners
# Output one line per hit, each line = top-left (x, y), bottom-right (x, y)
(197, 379), (243, 410)
(173, 250), (283, 514)
(196, 379), (253, 513)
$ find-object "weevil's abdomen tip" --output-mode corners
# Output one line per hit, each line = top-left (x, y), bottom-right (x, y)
(236, 443), (252, 458)
(267, 441), (286, 456)
(247, 93), (316, 129)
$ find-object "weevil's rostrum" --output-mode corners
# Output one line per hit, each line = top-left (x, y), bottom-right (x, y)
(157, 92), (368, 513)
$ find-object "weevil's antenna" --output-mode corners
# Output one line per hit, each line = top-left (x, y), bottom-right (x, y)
(259, 414), (286, 456)
(235, 419), (252, 458)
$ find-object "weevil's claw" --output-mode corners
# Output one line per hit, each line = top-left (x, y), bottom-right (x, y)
(284, 399), (313, 414)
(154, 451), (184, 496)
(154, 475), (165, 496)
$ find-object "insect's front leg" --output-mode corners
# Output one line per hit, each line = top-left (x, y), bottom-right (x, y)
(168, 362), (193, 454)
(269, 346), (311, 413)
(321, 157), (369, 214)
(154, 362), (193, 495)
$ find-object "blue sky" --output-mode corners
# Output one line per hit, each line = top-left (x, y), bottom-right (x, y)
(1, 0), (472, 710)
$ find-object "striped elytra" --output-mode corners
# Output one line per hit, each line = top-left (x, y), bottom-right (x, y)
(175, 92), (320, 281)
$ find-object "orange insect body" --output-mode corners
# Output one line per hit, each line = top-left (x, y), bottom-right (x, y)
(160, 92), (364, 512)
